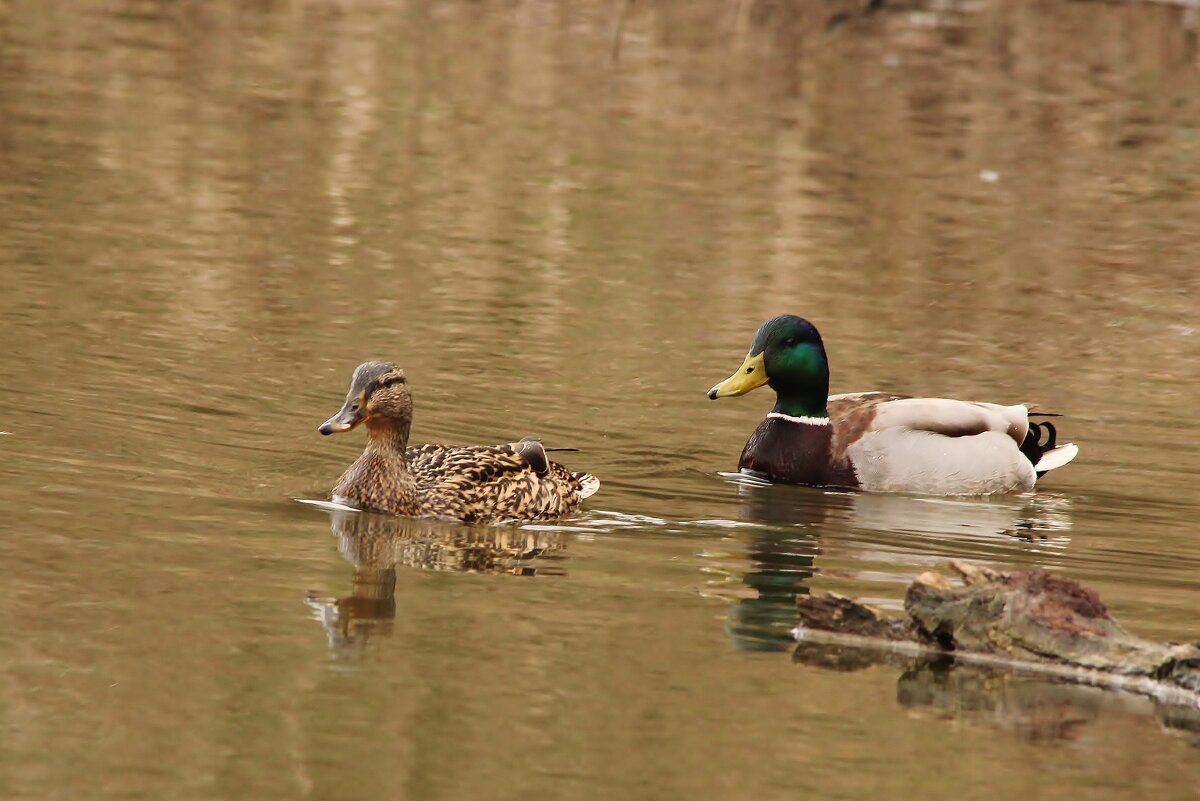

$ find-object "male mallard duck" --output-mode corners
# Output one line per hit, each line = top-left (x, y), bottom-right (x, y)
(707, 316), (1079, 495)
(318, 361), (599, 523)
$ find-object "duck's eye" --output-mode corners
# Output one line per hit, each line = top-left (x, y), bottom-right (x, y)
(350, 400), (361, 411)
(784, 337), (798, 348)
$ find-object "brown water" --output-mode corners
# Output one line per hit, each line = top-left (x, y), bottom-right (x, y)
(2, 1), (1200, 798)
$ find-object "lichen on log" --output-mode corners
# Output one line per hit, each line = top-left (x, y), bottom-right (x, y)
(794, 561), (1200, 704)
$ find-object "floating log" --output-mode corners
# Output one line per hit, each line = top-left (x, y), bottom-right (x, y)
(794, 561), (1200, 706)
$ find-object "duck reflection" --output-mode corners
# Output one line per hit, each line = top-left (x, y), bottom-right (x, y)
(306, 509), (565, 653)
(717, 477), (1073, 652)
(719, 483), (834, 652)
(725, 533), (819, 652)
(735, 481), (1197, 741)
(735, 476), (1072, 543)
(791, 640), (1200, 743)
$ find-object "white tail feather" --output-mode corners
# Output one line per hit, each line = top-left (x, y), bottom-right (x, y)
(575, 473), (601, 499)
(1035, 443), (1079, 474)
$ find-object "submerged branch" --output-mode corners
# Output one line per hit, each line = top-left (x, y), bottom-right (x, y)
(794, 561), (1200, 706)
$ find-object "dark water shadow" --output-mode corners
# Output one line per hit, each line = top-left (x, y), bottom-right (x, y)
(305, 509), (565, 655)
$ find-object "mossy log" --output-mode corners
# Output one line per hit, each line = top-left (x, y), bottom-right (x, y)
(794, 561), (1200, 705)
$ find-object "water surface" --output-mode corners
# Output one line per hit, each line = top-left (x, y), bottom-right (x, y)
(2, 1), (1200, 799)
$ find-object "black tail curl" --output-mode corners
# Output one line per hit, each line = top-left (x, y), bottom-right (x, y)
(1019, 420), (1058, 475)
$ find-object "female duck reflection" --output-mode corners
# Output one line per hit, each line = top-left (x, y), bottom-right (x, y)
(305, 509), (565, 654)
(717, 477), (1072, 652)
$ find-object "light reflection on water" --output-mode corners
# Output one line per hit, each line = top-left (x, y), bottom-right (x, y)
(3, 0), (1200, 798)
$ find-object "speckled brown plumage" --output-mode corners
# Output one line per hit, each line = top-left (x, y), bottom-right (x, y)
(319, 361), (599, 524)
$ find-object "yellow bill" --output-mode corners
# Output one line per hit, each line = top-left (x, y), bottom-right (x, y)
(708, 352), (768, 399)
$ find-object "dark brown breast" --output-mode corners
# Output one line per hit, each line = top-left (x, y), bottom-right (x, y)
(738, 417), (860, 490)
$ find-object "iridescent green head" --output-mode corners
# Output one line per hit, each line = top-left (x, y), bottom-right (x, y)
(707, 315), (831, 418)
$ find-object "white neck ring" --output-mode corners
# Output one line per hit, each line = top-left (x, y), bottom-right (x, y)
(767, 412), (830, 425)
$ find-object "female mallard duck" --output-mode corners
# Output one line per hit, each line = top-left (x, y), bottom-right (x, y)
(707, 316), (1079, 495)
(318, 361), (599, 523)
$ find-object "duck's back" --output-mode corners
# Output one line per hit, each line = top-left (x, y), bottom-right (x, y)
(407, 441), (598, 523)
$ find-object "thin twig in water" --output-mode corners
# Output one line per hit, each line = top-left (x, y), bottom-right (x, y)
(610, 0), (636, 64)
